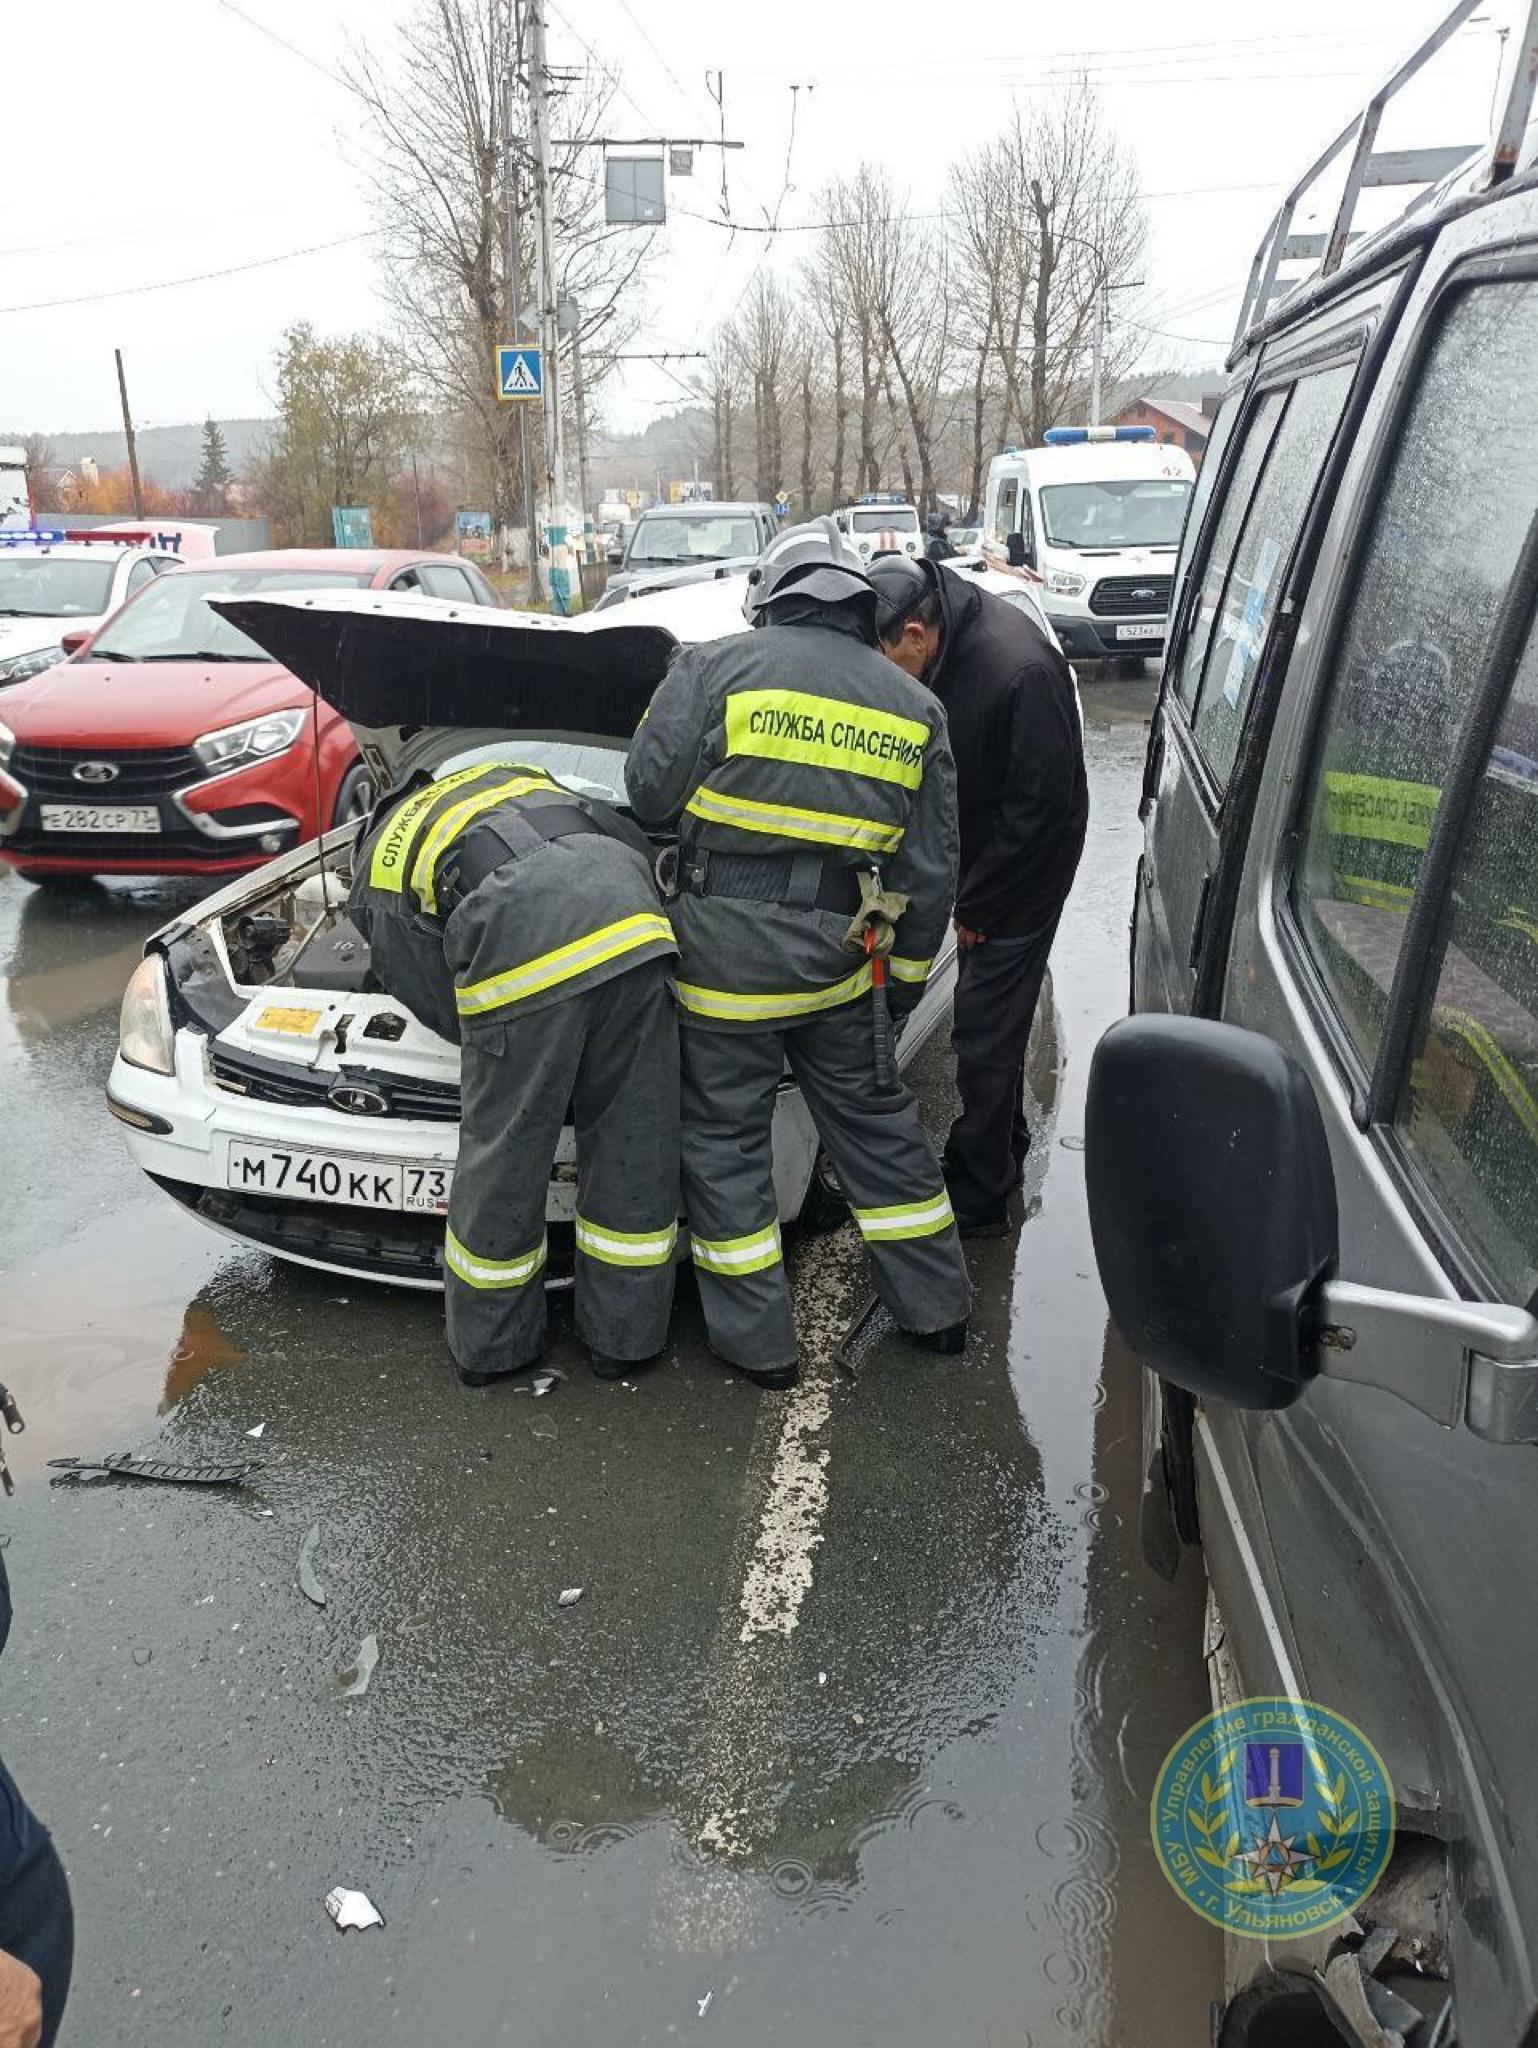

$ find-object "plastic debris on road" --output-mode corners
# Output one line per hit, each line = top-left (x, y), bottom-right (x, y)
(297, 1523), (327, 1607)
(47, 1453), (258, 1488)
(324, 1886), (384, 1933)
(338, 1634), (379, 1698)
(245, 1422), (266, 1439)
(557, 1587), (584, 1608)
(698, 1993), (713, 2018)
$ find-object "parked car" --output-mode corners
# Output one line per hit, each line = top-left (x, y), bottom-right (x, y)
(601, 500), (776, 604)
(0, 527), (185, 689)
(1086, 20), (1538, 2045)
(0, 548), (501, 885)
(105, 582), (957, 1289)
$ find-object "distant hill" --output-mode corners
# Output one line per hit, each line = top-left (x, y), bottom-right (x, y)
(6, 418), (274, 490)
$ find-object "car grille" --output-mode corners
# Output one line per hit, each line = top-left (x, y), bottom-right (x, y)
(10, 742), (204, 798)
(1088, 574), (1174, 617)
(209, 1043), (462, 1122)
(5, 821), (240, 862)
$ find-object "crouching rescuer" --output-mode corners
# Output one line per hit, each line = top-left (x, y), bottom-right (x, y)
(350, 764), (681, 1386)
(626, 517), (973, 1390)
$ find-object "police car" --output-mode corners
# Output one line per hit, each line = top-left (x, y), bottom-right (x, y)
(106, 579), (958, 1290)
(0, 526), (185, 687)
(833, 494), (923, 564)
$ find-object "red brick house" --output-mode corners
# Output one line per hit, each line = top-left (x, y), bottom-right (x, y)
(1110, 394), (1223, 458)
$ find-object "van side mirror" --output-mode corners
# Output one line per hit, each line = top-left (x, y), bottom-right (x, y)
(1087, 1016), (1338, 1410)
(1005, 531), (1034, 571)
(1089, 1013), (1538, 1441)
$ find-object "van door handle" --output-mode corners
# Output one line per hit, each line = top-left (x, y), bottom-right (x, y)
(1187, 872), (1213, 970)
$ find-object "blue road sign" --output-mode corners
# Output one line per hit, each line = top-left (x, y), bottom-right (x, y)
(496, 346), (543, 402)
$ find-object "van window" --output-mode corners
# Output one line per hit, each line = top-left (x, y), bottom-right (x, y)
(1174, 390), (1286, 711)
(992, 477), (1019, 545)
(1395, 638), (1538, 1301)
(1293, 279), (1538, 1064)
(1165, 393), (1237, 667)
(1191, 363), (1355, 783)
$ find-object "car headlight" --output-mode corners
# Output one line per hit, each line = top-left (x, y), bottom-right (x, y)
(119, 955), (175, 1075)
(0, 721), (13, 771)
(0, 646), (64, 686)
(192, 708), (306, 775)
(1046, 570), (1086, 598)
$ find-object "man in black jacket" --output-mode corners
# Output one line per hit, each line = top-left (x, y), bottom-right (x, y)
(869, 555), (1088, 1233)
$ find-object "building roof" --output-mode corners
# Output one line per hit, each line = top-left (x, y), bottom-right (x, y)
(1126, 396), (1213, 438)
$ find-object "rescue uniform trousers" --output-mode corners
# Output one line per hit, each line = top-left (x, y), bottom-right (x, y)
(681, 1000), (973, 1371)
(447, 958), (680, 1376)
(943, 912), (1061, 1219)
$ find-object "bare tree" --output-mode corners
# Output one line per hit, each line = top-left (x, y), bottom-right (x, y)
(346, 0), (655, 537)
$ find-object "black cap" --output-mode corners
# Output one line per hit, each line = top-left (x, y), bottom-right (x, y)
(867, 552), (933, 637)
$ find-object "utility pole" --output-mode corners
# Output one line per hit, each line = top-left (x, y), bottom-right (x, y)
(114, 348), (144, 517)
(570, 315), (593, 562)
(502, 57), (538, 589)
(527, 0), (571, 613)
(1090, 271), (1106, 429)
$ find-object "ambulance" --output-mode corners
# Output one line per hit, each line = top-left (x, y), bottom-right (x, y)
(980, 426), (1195, 660)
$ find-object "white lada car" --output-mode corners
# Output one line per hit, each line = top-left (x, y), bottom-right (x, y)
(106, 579), (959, 1290)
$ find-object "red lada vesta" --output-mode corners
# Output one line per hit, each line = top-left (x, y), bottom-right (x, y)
(0, 549), (501, 883)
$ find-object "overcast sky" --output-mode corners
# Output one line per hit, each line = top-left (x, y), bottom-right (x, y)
(0, 0), (1519, 441)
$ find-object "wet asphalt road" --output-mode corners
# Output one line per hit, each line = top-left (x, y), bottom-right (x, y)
(0, 675), (1220, 2045)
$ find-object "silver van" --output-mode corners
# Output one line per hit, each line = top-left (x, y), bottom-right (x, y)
(1086, 6), (1538, 2042)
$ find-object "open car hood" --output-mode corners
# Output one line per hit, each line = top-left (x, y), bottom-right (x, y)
(209, 588), (681, 785)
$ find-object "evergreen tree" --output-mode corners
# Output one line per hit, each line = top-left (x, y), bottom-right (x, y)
(193, 418), (232, 513)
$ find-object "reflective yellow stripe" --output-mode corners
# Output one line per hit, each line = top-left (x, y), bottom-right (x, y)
(1323, 772), (1440, 850)
(574, 1216), (679, 1269)
(725, 689), (928, 790)
(1337, 874), (1414, 914)
(684, 783), (904, 855)
(368, 765), (496, 893)
(851, 1191), (956, 1241)
(889, 955), (930, 984)
(691, 1221), (783, 1276)
(456, 912), (676, 1016)
(443, 1226), (548, 1290)
(1436, 1008), (1538, 1148)
(411, 774), (559, 913)
(676, 962), (875, 1022)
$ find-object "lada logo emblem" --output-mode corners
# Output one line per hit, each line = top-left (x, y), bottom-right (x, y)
(327, 1078), (390, 1116)
(73, 760), (120, 784)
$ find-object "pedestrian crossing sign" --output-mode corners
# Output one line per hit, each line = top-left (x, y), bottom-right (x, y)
(496, 345), (543, 402)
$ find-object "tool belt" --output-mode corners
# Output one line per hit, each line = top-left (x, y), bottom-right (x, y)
(674, 846), (865, 916)
(438, 802), (655, 912)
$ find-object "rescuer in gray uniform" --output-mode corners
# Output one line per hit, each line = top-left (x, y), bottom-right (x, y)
(350, 764), (681, 1386)
(626, 519), (972, 1389)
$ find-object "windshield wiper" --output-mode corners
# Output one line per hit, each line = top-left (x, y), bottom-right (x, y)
(135, 649), (256, 663)
(85, 648), (134, 661)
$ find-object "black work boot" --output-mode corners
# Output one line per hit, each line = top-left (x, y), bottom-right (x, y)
(735, 1359), (800, 1391)
(912, 1320), (969, 1356)
(457, 1364), (519, 1388)
(590, 1352), (662, 1382)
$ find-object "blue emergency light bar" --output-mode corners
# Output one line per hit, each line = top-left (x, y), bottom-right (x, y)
(1042, 425), (1158, 446)
(0, 529), (65, 546)
(856, 492), (906, 505)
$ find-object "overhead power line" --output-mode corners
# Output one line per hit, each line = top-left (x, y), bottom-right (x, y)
(0, 230), (378, 316)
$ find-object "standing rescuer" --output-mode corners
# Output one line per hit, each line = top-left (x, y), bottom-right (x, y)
(349, 764), (681, 1386)
(868, 554), (1088, 1234)
(625, 518), (972, 1390)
